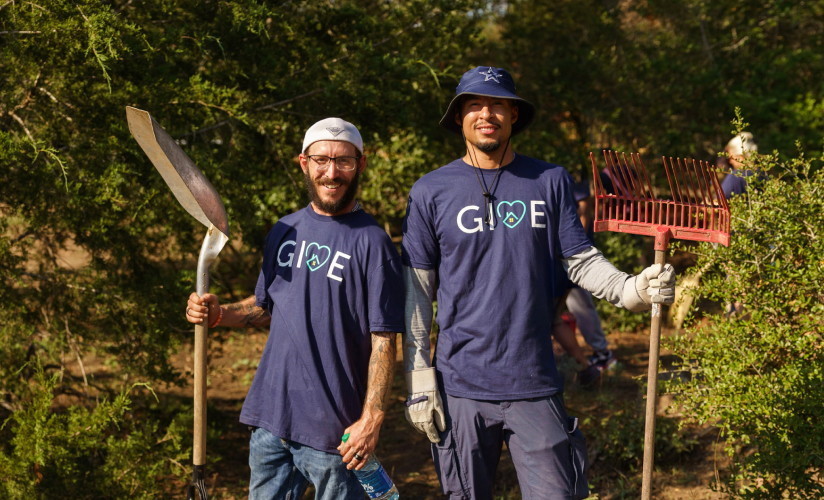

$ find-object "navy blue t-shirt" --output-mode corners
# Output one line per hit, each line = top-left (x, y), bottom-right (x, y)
(402, 155), (592, 399)
(240, 206), (405, 453)
(721, 169), (753, 198)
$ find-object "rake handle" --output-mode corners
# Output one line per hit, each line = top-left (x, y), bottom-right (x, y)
(641, 244), (668, 500)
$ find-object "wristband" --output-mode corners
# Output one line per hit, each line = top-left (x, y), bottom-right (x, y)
(209, 306), (223, 328)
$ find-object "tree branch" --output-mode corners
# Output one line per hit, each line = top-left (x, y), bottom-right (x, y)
(65, 318), (89, 393)
(184, 88), (323, 138)
(9, 111), (35, 143)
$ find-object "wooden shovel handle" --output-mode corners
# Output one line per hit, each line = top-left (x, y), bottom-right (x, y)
(193, 323), (208, 466)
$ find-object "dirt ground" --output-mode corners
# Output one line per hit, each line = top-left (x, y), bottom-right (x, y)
(161, 324), (728, 500)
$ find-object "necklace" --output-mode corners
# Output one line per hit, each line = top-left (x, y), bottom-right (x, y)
(464, 135), (511, 227)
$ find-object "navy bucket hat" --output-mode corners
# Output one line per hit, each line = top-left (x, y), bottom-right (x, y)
(439, 66), (536, 136)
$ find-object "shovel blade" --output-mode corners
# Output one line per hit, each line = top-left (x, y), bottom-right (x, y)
(126, 106), (229, 238)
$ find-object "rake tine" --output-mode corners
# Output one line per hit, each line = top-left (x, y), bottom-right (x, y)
(604, 150), (627, 219)
(627, 153), (650, 224)
(679, 157), (699, 228)
(661, 156), (677, 201)
(709, 161), (730, 232)
(695, 159), (715, 230)
(684, 157), (701, 227)
(678, 158), (693, 229)
(715, 163), (731, 234)
(631, 153), (655, 222)
(615, 151), (633, 220)
(631, 153), (655, 199)
(661, 157), (679, 226)
(615, 153), (635, 219)
(671, 158), (683, 229)
(601, 151), (615, 220)
(710, 162), (729, 211)
(702, 159), (724, 231)
(605, 150), (623, 195)
(687, 158), (703, 204)
(615, 152), (637, 197)
(621, 152), (640, 196)
(681, 158), (696, 203)
(589, 152), (600, 218)
(623, 152), (646, 224)
(636, 153), (657, 224)
(695, 159), (713, 203)
(676, 157), (694, 227)
(713, 162), (728, 230)
(591, 152), (609, 224)
(621, 152), (646, 224)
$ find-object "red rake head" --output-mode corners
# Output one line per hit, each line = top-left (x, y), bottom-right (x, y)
(590, 150), (730, 249)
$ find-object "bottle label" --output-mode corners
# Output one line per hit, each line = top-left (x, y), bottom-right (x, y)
(360, 466), (393, 498)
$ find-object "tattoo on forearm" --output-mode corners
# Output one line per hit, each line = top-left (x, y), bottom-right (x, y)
(365, 332), (397, 413)
(226, 302), (270, 329)
(244, 308), (270, 328)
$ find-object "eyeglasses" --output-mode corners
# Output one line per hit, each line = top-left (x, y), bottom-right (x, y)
(306, 154), (361, 172)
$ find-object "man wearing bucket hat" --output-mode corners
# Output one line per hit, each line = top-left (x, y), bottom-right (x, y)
(186, 117), (405, 499)
(401, 66), (676, 499)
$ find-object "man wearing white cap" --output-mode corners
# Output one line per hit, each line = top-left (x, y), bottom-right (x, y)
(401, 66), (676, 499)
(186, 118), (404, 499)
(721, 131), (759, 198)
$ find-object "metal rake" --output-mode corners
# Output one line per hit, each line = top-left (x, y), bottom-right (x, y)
(590, 150), (730, 500)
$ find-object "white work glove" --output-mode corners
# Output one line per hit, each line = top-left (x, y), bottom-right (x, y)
(404, 367), (446, 443)
(621, 263), (676, 312)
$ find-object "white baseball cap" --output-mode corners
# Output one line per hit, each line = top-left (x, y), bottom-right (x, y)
(302, 117), (363, 154)
(725, 131), (758, 156)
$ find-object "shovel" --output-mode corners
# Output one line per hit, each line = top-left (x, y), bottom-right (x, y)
(127, 106), (229, 500)
(590, 150), (729, 500)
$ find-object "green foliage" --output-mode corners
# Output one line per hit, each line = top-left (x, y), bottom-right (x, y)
(361, 130), (446, 228)
(0, 366), (188, 499)
(667, 149), (824, 498)
(584, 404), (696, 473)
(494, 0), (823, 161)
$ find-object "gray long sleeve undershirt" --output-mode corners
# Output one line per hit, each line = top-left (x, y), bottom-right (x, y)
(402, 246), (632, 373)
(563, 246), (632, 306)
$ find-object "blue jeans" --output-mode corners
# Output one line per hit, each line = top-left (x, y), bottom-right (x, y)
(248, 427), (363, 500)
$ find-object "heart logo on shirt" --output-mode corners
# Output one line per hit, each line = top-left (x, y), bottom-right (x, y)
(304, 242), (331, 271)
(496, 200), (526, 228)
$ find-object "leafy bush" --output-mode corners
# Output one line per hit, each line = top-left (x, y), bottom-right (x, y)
(584, 405), (697, 473)
(0, 365), (188, 499)
(667, 148), (824, 498)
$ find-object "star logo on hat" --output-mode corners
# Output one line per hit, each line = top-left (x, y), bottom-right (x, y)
(479, 67), (501, 83)
(325, 126), (344, 137)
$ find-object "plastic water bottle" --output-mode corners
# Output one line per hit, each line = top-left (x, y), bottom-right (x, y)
(342, 434), (399, 499)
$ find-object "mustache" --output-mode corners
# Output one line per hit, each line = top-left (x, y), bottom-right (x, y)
(312, 174), (349, 185)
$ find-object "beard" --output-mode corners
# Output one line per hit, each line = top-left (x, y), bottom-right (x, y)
(473, 138), (501, 153)
(303, 169), (361, 215)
